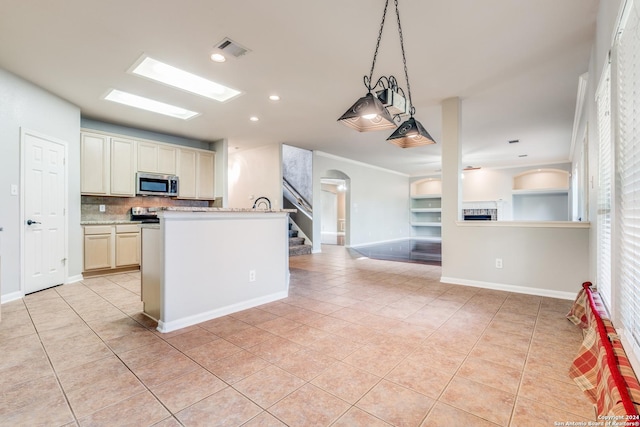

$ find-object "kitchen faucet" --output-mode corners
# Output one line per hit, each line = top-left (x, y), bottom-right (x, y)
(252, 197), (272, 210)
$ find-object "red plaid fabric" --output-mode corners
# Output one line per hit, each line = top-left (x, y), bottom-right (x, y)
(567, 283), (640, 416)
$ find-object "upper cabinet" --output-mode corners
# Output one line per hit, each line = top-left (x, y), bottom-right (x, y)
(197, 151), (215, 199)
(177, 148), (197, 199)
(80, 132), (110, 195)
(110, 137), (136, 196)
(137, 141), (177, 175)
(81, 131), (136, 197)
(177, 148), (215, 200)
(81, 129), (216, 200)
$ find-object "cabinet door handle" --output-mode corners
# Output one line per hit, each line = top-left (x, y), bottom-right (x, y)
(26, 219), (41, 225)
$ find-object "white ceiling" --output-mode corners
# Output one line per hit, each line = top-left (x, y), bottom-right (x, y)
(0, 0), (598, 176)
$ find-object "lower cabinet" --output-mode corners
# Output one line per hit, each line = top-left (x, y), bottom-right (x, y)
(84, 226), (113, 270)
(84, 224), (140, 272)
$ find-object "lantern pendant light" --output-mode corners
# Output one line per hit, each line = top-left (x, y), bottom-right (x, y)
(385, 0), (435, 147)
(337, 0), (396, 132)
(338, 92), (396, 132)
(337, 0), (436, 147)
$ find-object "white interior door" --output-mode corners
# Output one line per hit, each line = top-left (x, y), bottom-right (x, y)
(23, 129), (66, 294)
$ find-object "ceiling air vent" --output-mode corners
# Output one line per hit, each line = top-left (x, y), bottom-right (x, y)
(215, 37), (250, 58)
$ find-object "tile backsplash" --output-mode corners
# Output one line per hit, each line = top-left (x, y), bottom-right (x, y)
(81, 196), (220, 221)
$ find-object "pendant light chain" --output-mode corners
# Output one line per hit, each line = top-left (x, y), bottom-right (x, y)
(338, 0), (435, 145)
(394, 0), (415, 117)
(367, 0), (390, 91)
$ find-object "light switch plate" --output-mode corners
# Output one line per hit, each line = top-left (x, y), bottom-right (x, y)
(10, 184), (18, 195)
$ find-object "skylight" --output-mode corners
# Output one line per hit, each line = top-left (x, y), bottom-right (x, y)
(104, 89), (199, 120)
(131, 56), (241, 102)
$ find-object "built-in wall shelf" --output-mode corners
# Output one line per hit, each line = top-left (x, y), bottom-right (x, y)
(410, 221), (442, 227)
(512, 188), (569, 195)
(411, 208), (442, 213)
(410, 194), (442, 199)
(410, 178), (442, 246)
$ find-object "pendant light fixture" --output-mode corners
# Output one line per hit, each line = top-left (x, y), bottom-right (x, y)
(337, 0), (396, 132)
(385, 0), (435, 147)
(338, 92), (396, 132)
(337, 0), (436, 147)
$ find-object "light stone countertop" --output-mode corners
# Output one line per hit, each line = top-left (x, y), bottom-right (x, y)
(81, 220), (142, 225)
(148, 207), (296, 213)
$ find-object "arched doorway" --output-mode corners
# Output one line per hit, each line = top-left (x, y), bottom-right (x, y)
(320, 170), (350, 247)
(320, 178), (347, 245)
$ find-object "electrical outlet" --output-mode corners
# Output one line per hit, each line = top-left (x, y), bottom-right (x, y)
(249, 270), (256, 282)
(99, 204), (106, 212)
(495, 258), (503, 269)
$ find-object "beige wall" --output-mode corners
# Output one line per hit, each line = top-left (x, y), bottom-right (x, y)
(0, 69), (82, 301)
(313, 152), (410, 251)
(441, 98), (590, 298)
(228, 144), (282, 209)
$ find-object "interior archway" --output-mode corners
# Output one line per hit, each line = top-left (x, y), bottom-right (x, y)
(319, 170), (351, 248)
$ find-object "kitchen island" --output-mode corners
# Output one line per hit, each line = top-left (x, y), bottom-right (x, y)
(141, 207), (295, 333)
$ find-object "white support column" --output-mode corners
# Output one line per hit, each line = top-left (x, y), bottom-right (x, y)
(441, 97), (462, 273)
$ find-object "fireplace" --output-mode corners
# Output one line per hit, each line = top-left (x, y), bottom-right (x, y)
(462, 208), (497, 221)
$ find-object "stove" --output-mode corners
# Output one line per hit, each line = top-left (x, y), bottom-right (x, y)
(131, 207), (159, 223)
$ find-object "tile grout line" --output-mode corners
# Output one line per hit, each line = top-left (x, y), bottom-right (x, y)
(53, 275), (184, 425)
(505, 297), (542, 427)
(414, 289), (511, 426)
(23, 286), (83, 425)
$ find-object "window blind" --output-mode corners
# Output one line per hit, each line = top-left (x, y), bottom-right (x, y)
(617, 0), (640, 355)
(597, 64), (613, 309)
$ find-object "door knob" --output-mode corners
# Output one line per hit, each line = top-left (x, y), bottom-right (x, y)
(26, 219), (41, 225)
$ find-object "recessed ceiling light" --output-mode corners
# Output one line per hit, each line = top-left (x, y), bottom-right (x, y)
(131, 56), (241, 102)
(269, 95), (280, 101)
(249, 116), (259, 122)
(210, 53), (226, 63)
(104, 89), (199, 120)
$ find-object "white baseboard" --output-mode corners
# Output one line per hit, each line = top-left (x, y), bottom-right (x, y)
(1, 291), (24, 304)
(157, 290), (289, 333)
(440, 276), (576, 300)
(66, 274), (84, 284)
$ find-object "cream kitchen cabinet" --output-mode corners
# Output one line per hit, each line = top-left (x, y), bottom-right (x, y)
(177, 148), (215, 200)
(83, 224), (140, 272)
(80, 131), (136, 197)
(197, 151), (215, 199)
(177, 148), (197, 198)
(115, 224), (140, 267)
(83, 226), (113, 271)
(80, 132), (110, 195)
(110, 137), (136, 196)
(137, 141), (177, 175)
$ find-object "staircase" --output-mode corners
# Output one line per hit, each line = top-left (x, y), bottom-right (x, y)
(289, 223), (312, 256)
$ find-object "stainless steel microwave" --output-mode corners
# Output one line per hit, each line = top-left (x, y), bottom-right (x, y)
(136, 173), (179, 197)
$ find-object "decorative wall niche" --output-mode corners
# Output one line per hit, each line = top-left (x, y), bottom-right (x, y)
(512, 168), (570, 191)
(411, 177), (442, 196)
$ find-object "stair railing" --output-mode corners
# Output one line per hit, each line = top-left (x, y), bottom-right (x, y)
(283, 178), (312, 217)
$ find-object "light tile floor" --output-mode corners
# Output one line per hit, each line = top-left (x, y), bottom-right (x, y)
(0, 245), (595, 426)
